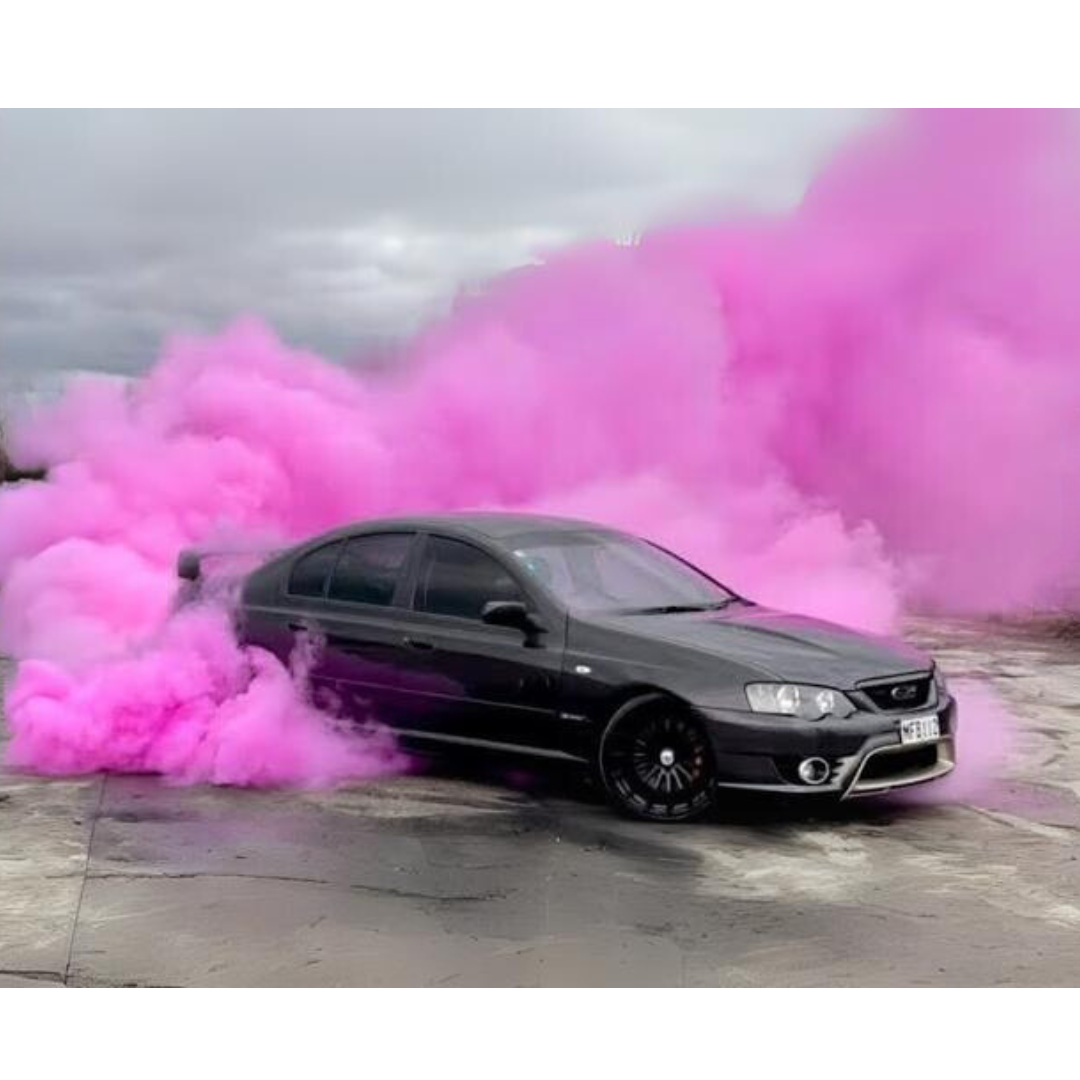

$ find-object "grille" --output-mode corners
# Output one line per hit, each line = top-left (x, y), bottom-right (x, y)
(859, 744), (939, 783)
(861, 675), (933, 712)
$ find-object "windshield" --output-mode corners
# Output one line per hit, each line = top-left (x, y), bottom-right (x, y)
(509, 532), (736, 614)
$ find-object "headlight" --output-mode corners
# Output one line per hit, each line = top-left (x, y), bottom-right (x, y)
(745, 683), (855, 720)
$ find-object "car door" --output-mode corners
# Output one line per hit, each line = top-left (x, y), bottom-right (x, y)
(390, 533), (566, 753)
(240, 537), (346, 710)
(265, 531), (419, 726)
(314, 530), (423, 726)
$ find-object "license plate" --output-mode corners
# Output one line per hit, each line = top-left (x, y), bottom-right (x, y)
(900, 715), (940, 744)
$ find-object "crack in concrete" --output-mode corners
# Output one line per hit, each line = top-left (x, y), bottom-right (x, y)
(0, 968), (66, 985)
(67, 974), (175, 988)
(84, 869), (508, 903)
(62, 776), (106, 986)
(967, 805), (1080, 839)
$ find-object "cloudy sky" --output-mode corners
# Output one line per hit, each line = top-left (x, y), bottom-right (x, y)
(0, 109), (870, 397)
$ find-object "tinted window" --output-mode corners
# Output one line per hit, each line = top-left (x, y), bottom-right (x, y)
(287, 541), (343, 598)
(328, 533), (413, 606)
(415, 537), (524, 621)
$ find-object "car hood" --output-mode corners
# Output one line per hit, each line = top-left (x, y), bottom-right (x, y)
(596, 604), (930, 687)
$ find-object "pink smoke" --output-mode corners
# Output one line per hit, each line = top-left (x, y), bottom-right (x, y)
(1, 110), (1069, 786)
(893, 680), (1015, 806)
(5, 606), (401, 785)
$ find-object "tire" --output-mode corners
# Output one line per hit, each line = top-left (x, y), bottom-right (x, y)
(598, 699), (716, 822)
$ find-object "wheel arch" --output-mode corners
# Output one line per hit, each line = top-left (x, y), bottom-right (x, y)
(596, 686), (706, 760)
(596, 686), (695, 738)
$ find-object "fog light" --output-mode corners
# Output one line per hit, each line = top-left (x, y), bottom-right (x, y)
(797, 757), (831, 785)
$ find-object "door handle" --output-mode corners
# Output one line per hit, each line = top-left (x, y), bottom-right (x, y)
(403, 636), (435, 651)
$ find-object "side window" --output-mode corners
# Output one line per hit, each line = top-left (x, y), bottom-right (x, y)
(415, 536), (524, 621)
(328, 533), (413, 606)
(287, 541), (343, 598)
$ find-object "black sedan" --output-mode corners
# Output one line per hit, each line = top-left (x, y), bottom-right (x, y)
(182, 512), (956, 821)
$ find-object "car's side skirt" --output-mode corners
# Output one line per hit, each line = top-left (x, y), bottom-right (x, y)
(394, 726), (590, 763)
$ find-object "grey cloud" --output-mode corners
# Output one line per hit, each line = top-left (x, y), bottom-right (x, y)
(0, 109), (871, 395)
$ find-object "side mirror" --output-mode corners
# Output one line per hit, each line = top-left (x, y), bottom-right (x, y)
(481, 600), (545, 637)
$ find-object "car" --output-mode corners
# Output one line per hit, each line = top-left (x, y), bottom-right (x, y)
(180, 512), (956, 821)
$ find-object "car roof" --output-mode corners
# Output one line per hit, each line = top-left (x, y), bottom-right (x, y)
(327, 511), (617, 544)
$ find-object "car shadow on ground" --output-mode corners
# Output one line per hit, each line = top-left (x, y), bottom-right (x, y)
(401, 746), (920, 829)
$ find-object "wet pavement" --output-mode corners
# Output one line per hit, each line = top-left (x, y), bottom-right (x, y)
(3, 618), (1080, 986)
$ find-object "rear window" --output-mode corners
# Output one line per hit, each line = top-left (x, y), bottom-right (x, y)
(287, 541), (343, 598)
(328, 533), (413, 606)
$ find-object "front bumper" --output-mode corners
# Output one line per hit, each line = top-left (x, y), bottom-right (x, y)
(694, 695), (957, 798)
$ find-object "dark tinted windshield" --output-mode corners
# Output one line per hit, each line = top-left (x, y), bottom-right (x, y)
(508, 532), (734, 613)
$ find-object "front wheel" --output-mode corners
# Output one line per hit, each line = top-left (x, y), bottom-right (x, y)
(598, 701), (716, 822)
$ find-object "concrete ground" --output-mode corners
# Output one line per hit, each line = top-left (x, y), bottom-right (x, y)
(3, 619), (1080, 986)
